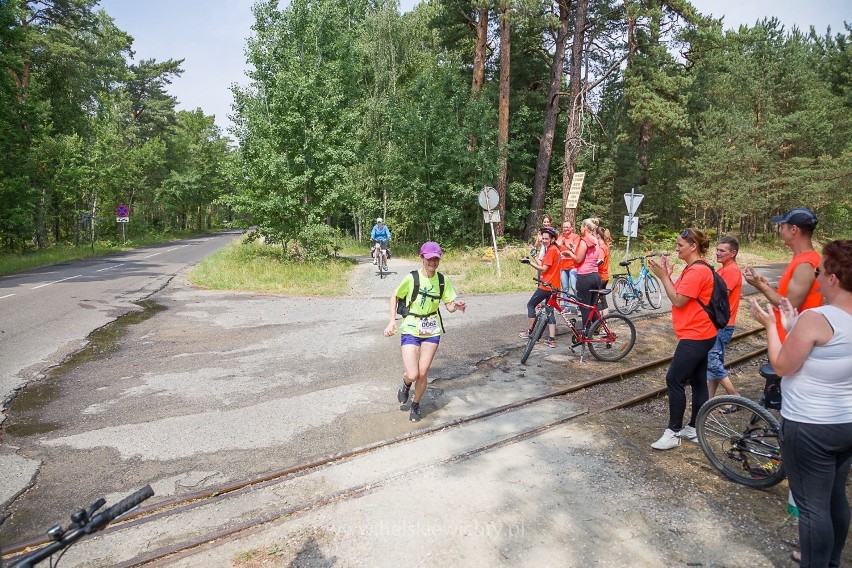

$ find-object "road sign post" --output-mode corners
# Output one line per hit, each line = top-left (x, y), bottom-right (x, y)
(478, 187), (502, 277)
(116, 204), (129, 244)
(623, 189), (644, 257)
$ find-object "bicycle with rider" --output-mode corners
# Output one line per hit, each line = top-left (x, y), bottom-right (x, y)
(370, 217), (391, 265)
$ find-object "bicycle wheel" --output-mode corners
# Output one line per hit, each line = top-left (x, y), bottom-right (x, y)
(520, 309), (548, 364)
(380, 254), (388, 277)
(644, 274), (662, 309)
(611, 278), (638, 315)
(587, 313), (636, 362)
(696, 395), (785, 489)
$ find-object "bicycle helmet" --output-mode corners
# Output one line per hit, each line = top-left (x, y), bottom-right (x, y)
(376, 217), (383, 223)
(540, 227), (558, 239)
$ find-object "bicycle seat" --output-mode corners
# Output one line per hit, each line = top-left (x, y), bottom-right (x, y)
(759, 364), (781, 381)
(618, 260), (632, 267)
(591, 288), (612, 295)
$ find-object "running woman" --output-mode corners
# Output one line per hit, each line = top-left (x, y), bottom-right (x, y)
(384, 242), (466, 422)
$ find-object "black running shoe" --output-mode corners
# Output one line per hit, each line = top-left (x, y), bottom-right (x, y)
(397, 381), (411, 403)
(409, 401), (421, 422)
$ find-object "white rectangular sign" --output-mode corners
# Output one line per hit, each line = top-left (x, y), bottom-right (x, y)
(116, 217), (129, 223)
(623, 215), (638, 237)
(565, 172), (585, 209)
(483, 210), (501, 223)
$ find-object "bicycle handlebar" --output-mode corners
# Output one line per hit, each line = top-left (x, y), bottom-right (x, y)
(10, 485), (154, 567)
(618, 252), (662, 266)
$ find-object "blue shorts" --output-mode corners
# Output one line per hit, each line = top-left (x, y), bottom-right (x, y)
(707, 325), (735, 380)
(400, 334), (441, 347)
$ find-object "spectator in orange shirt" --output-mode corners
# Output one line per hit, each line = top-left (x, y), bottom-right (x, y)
(596, 226), (613, 315)
(744, 208), (821, 342)
(520, 227), (561, 348)
(706, 236), (743, 402)
(647, 228), (717, 450)
(557, 219), (582, 313)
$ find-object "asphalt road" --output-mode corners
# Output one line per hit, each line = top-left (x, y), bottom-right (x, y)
(0, 233), (240, 495)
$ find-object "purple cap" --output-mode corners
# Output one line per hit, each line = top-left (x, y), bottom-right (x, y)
(419, 241), (443, 259)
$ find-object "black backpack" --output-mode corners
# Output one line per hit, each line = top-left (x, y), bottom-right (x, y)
(693, 260), (731, 330)
(396, 270), (445, 318)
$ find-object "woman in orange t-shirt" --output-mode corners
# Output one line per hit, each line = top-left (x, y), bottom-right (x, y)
(647, 228), (717, 450)
(596, 226), (613, 315)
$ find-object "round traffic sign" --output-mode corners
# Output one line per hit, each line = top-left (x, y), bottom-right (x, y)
(116, 204), (129, 217)
(478, 187), (499, 210)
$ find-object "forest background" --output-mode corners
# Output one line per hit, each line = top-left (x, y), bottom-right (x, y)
(2, 0), (851, 262)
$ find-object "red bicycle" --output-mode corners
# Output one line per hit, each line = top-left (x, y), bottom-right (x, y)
(520, 281), (636, 364)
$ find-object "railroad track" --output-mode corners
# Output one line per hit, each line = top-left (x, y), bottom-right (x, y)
(2, 328), (769, 567)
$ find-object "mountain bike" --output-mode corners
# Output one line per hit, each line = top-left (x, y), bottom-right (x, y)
(520, 280), (636, 364)
(610, 253), (663, 315)
(372, 241), (388, 278)
(7, 485), (154, 567)
(695, 364), (785, 488)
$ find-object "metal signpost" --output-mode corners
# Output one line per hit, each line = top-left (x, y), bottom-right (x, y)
(478, 186), (501, 277)
(116, 204), (129, 244)
(623, 188), (644, 257)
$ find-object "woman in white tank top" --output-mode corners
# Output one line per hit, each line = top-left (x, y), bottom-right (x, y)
(750, 240), (852, 567)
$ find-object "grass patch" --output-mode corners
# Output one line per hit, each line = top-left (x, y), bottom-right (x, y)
(0, 232), (210, 276)
(189, 239), (355, 295)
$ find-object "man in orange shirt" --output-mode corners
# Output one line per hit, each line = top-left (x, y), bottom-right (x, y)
(707, 236), (743, 402)
(557, 220), (582, 314)
(744, 208), (821, 341)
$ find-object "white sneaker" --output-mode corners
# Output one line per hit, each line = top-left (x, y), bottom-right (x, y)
(678, 426), (698, 442)
(651, 429), (681, 450)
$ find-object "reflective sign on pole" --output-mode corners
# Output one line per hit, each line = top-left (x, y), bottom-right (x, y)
(624, 192), (644, 216)
(478, 186), (500, 211)
(623, 215), (638, 237)
(483, 210), (502, 223)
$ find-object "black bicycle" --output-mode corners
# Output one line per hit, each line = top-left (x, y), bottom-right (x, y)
(6, 485), (154, 567)
(695, 365), (785, 489)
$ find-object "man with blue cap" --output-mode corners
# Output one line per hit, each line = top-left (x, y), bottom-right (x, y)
(744, 208), (821, 341)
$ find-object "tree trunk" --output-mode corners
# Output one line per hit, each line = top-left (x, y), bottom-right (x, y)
(526, 0), (570, 241)
(495, 0), (511, 236)
(560, 0), (587, 222)
(471, 6), (488, 95)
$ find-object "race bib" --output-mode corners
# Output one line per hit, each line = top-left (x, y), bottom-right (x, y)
(417, 315), (439, 335)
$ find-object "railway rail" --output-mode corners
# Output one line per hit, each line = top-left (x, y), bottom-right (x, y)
(2, 328), (769, 567)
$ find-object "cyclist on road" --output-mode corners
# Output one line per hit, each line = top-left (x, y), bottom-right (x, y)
(384, 242), (466, 422)
(370, 217), (391, 265)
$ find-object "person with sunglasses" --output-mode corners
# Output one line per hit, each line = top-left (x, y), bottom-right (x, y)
(749, 240), (852, 567)
(647, 228), (718, 450)
(744, 208), (821, 342)
(560, 218), (602, 329)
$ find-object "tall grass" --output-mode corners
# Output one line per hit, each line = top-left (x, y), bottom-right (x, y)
(189, 240), (355, 295)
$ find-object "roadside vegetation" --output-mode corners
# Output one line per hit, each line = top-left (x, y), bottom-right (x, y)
(0, 231), (214, 276)
(187, 232), (813, 297)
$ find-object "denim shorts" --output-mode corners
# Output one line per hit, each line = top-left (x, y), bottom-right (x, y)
(400, 334), (441, 347)
(706, 325), (735, 380)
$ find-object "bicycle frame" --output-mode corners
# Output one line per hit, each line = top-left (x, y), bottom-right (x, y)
(540, 288), (612, 361)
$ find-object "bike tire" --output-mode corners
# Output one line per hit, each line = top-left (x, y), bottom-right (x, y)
(587, 313), (636, 362)
(611, 278), (637, 315)
(696, 395), (785, 489)
(520, 309), (548, 364)
(644, 274), (663, 309)
(381, 255), (388, 277)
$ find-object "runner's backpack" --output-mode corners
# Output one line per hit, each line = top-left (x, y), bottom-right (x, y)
(396, 270), (445, 318)
(694, 260), (731, 330)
